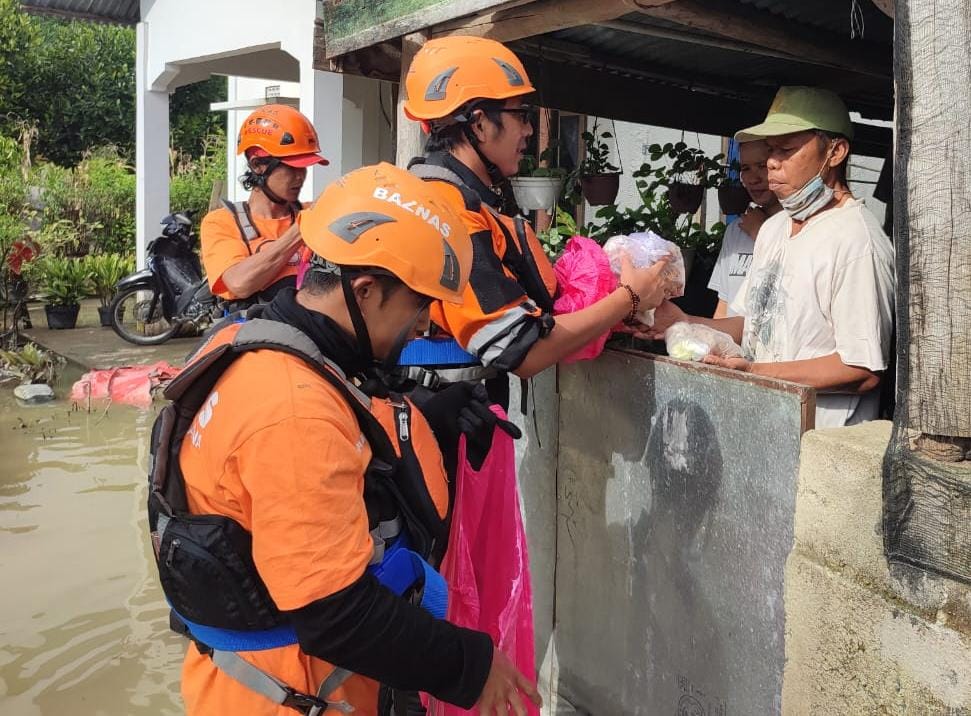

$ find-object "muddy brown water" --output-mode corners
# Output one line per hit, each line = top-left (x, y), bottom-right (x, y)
(0, 371), (183, 714)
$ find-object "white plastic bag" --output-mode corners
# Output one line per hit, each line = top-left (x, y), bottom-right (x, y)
(664, 321), (743, 362)
(602, 231), (685, 325)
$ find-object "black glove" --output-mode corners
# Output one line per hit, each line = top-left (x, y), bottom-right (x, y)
(412, 382), (521, 470)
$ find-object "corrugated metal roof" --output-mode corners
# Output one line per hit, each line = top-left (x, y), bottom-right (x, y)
(523, 0), (893, 125)
(20, 0), (139, 25)
(737, 0), (893, 42)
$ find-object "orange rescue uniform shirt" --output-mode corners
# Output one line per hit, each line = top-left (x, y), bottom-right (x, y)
(200, 207), (302, 300)
(426, 180), (557, 369)
(178, 348), (449, 715)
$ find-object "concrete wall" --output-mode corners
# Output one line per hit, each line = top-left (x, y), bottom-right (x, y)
(513, 355), (970, 714)
(783, 422), (971, 713)
(510, 350), (813, 714)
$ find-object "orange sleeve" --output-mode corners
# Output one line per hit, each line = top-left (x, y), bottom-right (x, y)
(430, 206), (544, 370)
(231, 413), (374, 612)
(200, 209), (249, 299)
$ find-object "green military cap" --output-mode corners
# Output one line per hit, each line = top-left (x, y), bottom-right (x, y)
(735, 86), (854, 142)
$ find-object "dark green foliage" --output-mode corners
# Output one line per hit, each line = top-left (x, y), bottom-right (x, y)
(0, 1), (225, 164)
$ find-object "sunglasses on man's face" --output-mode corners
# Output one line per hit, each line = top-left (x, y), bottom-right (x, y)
(495, 105), (536, 125)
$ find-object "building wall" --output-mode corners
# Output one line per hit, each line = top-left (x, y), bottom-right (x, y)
(221, 75), (394, 204)
(784, 422), (971, 713)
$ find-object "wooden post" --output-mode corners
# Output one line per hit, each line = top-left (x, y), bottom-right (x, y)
(894, 0), (971, 452)
(882, 0), (971, 587)
(395, 32), (428, 168)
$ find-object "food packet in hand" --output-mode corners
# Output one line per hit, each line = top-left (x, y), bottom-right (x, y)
(603, 231), (685, 325)
(665, 321), (743, 362)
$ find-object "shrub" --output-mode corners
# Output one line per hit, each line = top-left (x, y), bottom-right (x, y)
(85, 253), (134, 307)
(170, 131), (226, 232)
(34, 147), (135, 256)
(25, 255), (93, 306)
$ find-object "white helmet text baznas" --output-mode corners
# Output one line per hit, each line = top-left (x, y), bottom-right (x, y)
(372, 187), (451, 238)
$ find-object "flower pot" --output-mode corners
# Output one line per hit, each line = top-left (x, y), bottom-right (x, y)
(44, 303), (80, 330)
(509, 176), (564, 211)
(668, 182), (704, 215)
(580, 173), (621, 206)
(680, 247), (696, 281)
(718, 183), (752, 215)
(97, 305), (113, 327)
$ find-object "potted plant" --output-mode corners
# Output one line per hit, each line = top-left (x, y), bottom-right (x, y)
(28, 256), (93, 329)
(509, 145), (567, 211)
(648, 142), (724, 215)
(87, 253), (134, 327)
(716, 159), (751, 215)
(582, 152), (728, 282)
(579, 122), (622, 206)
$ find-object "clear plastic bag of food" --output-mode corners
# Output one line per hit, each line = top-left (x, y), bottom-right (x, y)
(602, 231), (685, 325)
(664, 321), (744, 362)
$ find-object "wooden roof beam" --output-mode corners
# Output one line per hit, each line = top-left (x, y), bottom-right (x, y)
(431, 0), (677, 43)
(636, 0), (890, 79)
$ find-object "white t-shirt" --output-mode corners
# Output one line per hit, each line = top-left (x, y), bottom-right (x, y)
(730, 199), (895, 428)
(707, 219), (755, 315)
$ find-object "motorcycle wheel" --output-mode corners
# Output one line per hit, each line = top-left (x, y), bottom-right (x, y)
(109, 285), (181, 345)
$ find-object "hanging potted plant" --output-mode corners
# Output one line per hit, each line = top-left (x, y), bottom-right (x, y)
(28, 256), (93, 330)
(509, 145), (567, 212)
(579, 121), (622, 206)
(716, 159), (752, 215)
(87, 253), (134, 327)
(649, 142), (724, 215)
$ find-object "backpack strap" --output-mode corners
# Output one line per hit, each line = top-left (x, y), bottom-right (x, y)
(221, 199), (261, 253)
(409, 161), (482, 212)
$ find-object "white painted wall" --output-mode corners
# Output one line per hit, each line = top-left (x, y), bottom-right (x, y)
(136, 0), (393, 263)
(140, 0), (315, 91)
(218, 75), (395, 204)
(584, 117), (723, 234)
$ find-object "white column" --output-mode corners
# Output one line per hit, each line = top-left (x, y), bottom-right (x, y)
(135, 21), (170, 269)
(300, 68), (344, 200)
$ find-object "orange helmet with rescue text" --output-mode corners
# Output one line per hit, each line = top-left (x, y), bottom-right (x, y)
(298, 163), (471, 303)
(402, 36), (535, 122)
(237, 104), (329, 167)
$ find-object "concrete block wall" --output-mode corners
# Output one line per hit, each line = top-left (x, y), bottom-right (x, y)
(783, 422), (971, 714)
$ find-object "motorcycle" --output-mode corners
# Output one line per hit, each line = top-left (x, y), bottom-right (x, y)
(109, 211), (222, 346)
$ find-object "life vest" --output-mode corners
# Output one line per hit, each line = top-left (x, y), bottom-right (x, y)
(147, 316), (449, 714)
(409, 162), (556, 313)
(220, 199), (303, 256)
(219, 200), (303, 306)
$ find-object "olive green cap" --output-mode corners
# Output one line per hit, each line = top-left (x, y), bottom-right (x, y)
(735, 86), (854, 142)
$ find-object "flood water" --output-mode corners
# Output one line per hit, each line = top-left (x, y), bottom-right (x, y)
(0, 371), (184, 714)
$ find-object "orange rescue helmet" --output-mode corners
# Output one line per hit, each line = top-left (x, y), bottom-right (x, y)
(299, 163), (471, 304)
(402, 36), (535, 122)
(237, 104), (329, 168)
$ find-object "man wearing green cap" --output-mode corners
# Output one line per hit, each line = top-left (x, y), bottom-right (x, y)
(652, 86), (895, 428)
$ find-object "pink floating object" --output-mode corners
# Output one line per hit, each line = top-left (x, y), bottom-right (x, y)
(70, 361), (181, 409)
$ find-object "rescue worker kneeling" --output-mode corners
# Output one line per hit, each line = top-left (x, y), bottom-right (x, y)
(147, 163), (541, 715)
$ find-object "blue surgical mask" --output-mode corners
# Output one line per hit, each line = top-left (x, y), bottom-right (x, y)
(779, 144), (836, 221)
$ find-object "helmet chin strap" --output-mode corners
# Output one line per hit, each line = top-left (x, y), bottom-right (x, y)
(248, 157), (290, 205)
(340, 270), (375, 371)
(462, 123), (523, 216)
(344, 274), (430, 396)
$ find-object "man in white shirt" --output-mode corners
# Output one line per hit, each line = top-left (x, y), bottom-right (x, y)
(651, 86), (895, 429)
(707, 140), (782, 317)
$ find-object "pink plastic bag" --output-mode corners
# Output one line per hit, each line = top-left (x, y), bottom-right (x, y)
(426, 408), (537, 715)
(552, 236), (617, 363)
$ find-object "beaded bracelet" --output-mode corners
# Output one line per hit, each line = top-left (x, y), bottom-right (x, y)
(618, 283), (641, 325)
